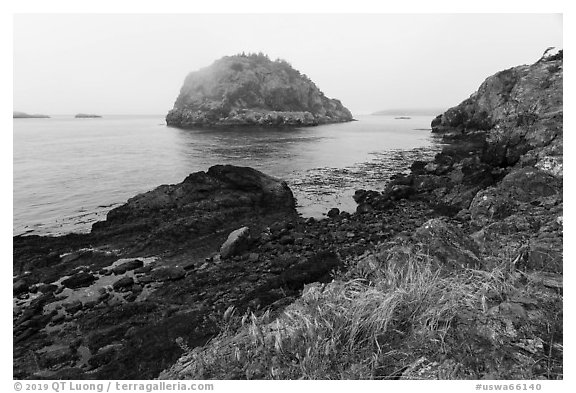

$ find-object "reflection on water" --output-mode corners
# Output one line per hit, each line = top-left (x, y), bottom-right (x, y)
(13, 115), (441, 236)
(170, 126), (324, 176)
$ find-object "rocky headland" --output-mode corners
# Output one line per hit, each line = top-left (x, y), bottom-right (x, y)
(166, 53), (353, 128)
(13, 51), (562, 380)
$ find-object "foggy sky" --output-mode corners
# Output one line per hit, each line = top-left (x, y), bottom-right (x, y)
(13, 14), (563, 116)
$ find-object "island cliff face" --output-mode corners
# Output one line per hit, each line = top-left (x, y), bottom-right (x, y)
(166, 53), (353, 128)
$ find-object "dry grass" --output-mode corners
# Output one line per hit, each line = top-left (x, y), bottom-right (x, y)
(168, 251), (526, 379)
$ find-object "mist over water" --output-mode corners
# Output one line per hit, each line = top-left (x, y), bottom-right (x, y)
(13, 115), (442, 236)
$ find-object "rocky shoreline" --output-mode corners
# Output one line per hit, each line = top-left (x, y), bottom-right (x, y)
(13, 51), (562, 380)
(13, 163), (440, 379)
(166, 108), (353, 128)
(160, 51), (563, 380)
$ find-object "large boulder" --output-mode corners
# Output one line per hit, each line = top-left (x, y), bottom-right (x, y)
(13, 279), (29, 296)
(220, 227), (251, 259)
(112, 276), (134, 291)
(150, 266), (186, 282)
(61, 272), (97, 289)
(112, 259), (144, 275)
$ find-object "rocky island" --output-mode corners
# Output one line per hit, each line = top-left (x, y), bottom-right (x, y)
(75, 114), (102, 118)
(13, 111), (50, 119)
(166, 53), (353, 128)
(13, 50), (562, 380)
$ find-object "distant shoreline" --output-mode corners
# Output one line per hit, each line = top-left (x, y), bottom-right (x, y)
(372, 109), (445, 116)
(75, 113), (102, 118)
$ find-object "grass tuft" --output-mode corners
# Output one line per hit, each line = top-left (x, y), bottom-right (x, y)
(165, 251), (541, 379)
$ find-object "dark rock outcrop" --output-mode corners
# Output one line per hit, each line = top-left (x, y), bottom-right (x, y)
(431, 50), (562, 134)
(431, 50), (563, 175)
(13, 164), (303, 379)
(166, 53), (353, 128)
(112, 276), (134, 291)
(92, 165), (297, 246)
(61, 272), (97, 289)
(112, 259), (144, 275)
(355, 50), (563, 219)
(13, 279), (28, 296)
(150, 266), (186, 282)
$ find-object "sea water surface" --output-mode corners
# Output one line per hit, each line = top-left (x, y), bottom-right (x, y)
(14, 115), (442, 236)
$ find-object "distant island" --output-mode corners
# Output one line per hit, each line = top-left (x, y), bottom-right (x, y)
(166, 52), (353, 128)
(373, 108), (446, 116)
(13, 111), (50, 119)
(75, 113), (102, 118)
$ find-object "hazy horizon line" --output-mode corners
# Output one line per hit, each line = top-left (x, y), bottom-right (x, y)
(13, 108), (448, 117)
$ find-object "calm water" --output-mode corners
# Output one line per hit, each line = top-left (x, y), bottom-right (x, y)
(13, 115), (441, 236)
